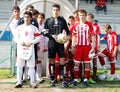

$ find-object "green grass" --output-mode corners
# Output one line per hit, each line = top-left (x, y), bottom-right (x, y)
(1, 69), (120, 92)
(0, 68), (11, 78)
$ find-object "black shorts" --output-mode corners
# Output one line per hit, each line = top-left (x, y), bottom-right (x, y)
(48, 40), (65, 58)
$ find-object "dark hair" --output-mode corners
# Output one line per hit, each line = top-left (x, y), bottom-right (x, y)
(24, 11), (32, 18)
(79, 9), (87, 16)
(12, 6), (20, 11)
(68, 15), (74, 20)
(39, 12), (45, 19)
(104, 24), (112, 29)
(87, 13), (94, 19)
(32, 9), (40, 16)
(73, 9), (79, 14)
(26, 4), (34, 10)
(52, 3), (60, 10)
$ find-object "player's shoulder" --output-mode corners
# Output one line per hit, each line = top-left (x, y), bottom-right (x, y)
(85, 21), (92, 25)
(112, 31), (118, 35)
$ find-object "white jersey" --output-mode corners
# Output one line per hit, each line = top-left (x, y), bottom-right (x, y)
(37, 24), (49, 60)
(10, 18), (19, 37)
(15, 24), (40, 67)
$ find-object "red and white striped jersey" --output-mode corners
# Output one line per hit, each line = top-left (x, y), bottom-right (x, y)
(102, 31), (118, 52)
(93, 23), (101, 47)
(73, 21), (94, 46)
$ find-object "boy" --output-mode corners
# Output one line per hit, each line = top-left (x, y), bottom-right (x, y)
(14, 11), (40, 88)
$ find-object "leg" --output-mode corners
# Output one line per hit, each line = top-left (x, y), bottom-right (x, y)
(28, 67), (37, 88)
(83, 63), (90, 86)
(15, 66), (23, 88)
(73, 62), (80, 86)
(93, 58), (97, 79)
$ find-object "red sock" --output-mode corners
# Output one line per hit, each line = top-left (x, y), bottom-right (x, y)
(110, 63), (115, 74)
(54, 65), (60, 80)
(66, 63), (69, 80)
(84, 68), (90, 79)
(73, 66), (79, 79)
(98, 55), (105, 66)
(93, 65), (97, 76)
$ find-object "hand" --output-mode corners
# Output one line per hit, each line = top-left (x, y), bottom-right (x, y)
(43, 49), (48, 52)
(25, 42), (32, 47)
(90, 48), (95, 53)
(112, 52), (116, 57)
(21, 42), (25, 46)
(52, 35), (58, 42)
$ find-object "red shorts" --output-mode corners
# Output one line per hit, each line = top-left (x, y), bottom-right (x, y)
(74, 45), (91, 63)
(102, 49), (118, 62)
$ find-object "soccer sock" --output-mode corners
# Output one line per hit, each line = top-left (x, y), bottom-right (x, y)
(28, 67), (35, 84)
(79, 63), (83, 79)
(93, 58), (97, 76)
(84, 68), (90, 80)
(49, 64), (55, 80)
(48, 63), (51, 76)
(110, 63), (115, 74)
(73, 66), (79, 79)
(98, 55), (105, 66)
(69, 60), (74, 79)
(65, 63), (69, 80)
(16, 66), (23, 84)
(93, 65), (97, 76)
(54, 64), (60, 80)
(36, 63), (42, 80)
(60, 65), (66, 81)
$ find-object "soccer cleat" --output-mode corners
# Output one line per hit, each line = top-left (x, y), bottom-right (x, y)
(92, 75), (97, 81)
(15, 84), (22, 88)
(39, 78), (45, 84)
(62, 81), (69, 88)
(30, 83), (38, 88)
(50, 80), (56, 87)
(77, 78), (81, 83)
(72, 79), (78, 86)
(88, 78), (96, 84)
(83, 81), (89, 87)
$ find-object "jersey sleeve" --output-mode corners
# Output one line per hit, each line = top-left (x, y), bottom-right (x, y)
(113, 32), (118, 46)
(31, 26), (40, 44)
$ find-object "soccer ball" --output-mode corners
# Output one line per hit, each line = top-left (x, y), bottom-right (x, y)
(98, 73), (107, 81)
(57, 33), (68, 44)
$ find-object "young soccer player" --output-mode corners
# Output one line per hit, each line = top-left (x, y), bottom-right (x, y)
(87, 13), (101, 83)
(98, 24), (118, 81)
(14, 11), (40, 88)
(44, 3), (70, 87)
(72, 9), (94, 86)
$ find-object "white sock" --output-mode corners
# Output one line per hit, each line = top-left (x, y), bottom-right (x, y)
(16, 66), (23, 84)
(36, 63), (42, 80)
(28, 67), (35, 84)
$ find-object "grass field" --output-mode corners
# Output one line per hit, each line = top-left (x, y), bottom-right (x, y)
(1, 69), (120, 92)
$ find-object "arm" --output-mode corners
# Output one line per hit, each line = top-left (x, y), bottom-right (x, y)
(44, 18), (56, 41)
(97, 34), (100, 51)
